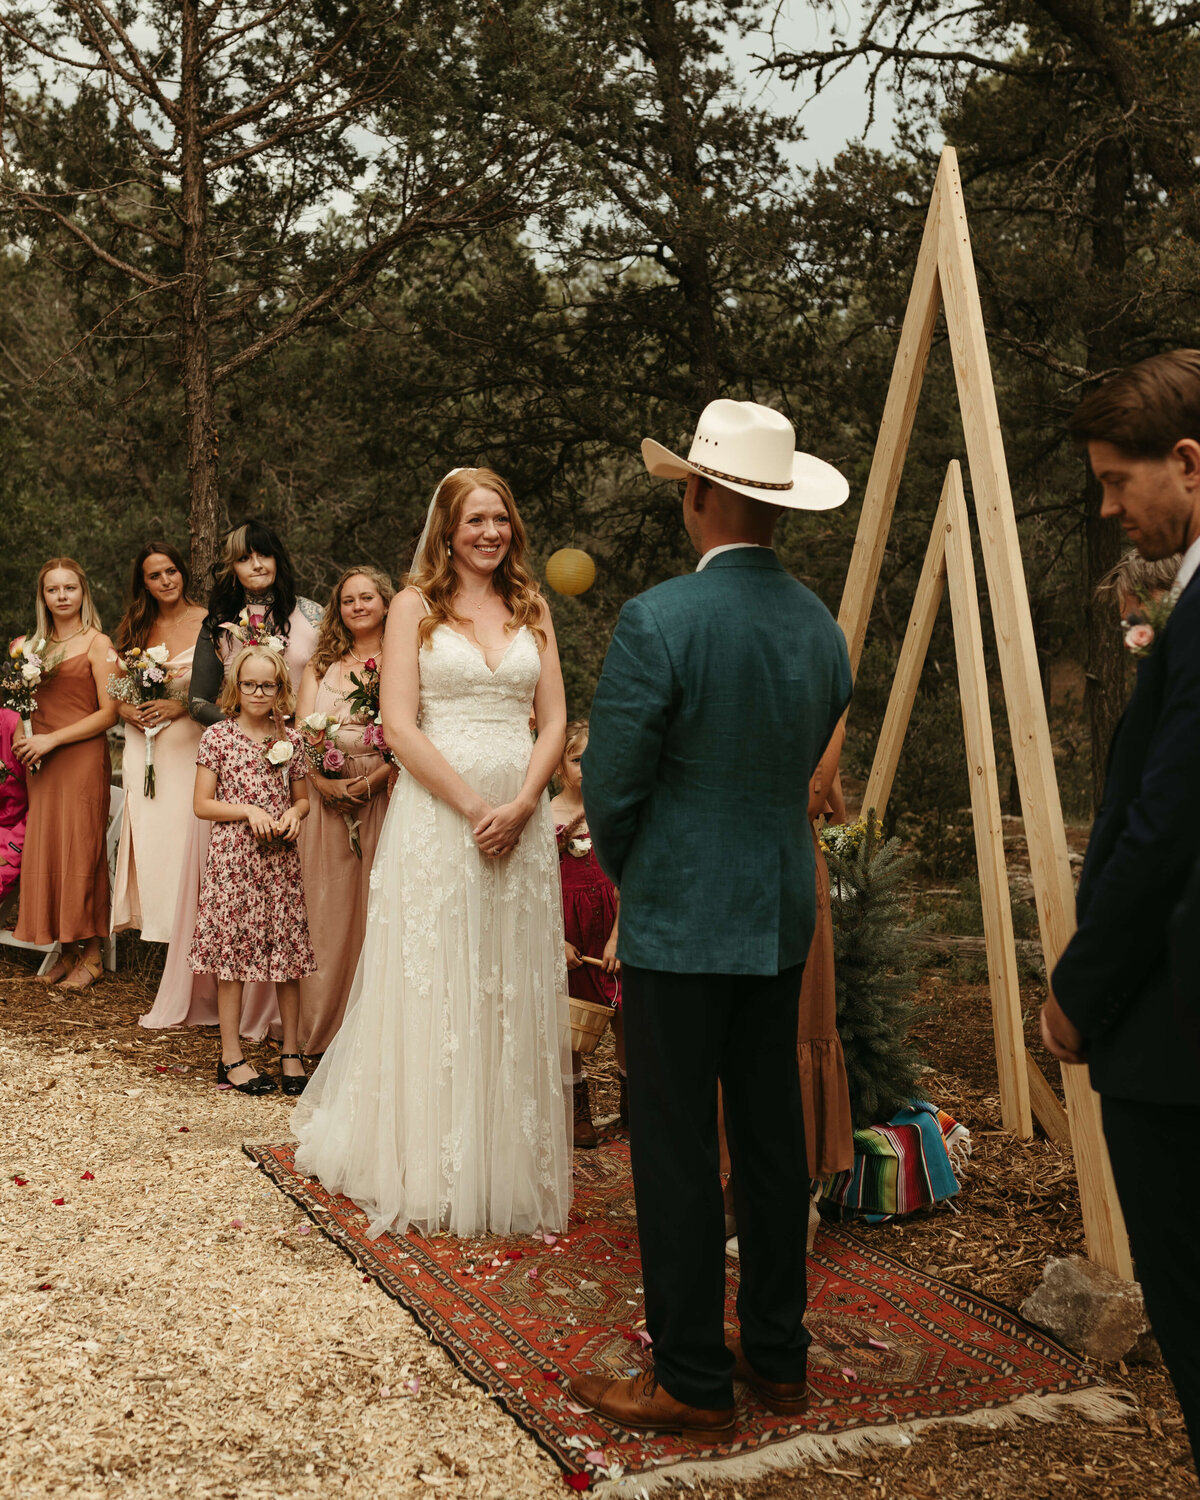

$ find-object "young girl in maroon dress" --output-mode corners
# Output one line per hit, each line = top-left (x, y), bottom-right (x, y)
(550, 721), (622, 1148)
(189, 645), (315, 1096)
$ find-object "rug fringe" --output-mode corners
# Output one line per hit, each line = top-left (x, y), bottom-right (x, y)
(593, 1387), (1135, 1496)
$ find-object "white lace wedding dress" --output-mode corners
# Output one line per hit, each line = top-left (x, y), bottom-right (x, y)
(292, 623), (572, 1238)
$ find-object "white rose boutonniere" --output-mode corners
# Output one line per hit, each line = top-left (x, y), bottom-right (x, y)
(567, 835), (593, 859)
(265, 739), (294, 766)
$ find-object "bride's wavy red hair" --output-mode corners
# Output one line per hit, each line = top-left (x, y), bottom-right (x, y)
(405, 468), (546, 651)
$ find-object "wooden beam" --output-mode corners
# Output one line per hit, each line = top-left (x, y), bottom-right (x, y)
(1026, 1053), (1072, 1146)
(942, 461), (1032, 1139)
(863, 492), (949, 823)
(934, 148), (1132, 1276)
(837, 176), (945, 677)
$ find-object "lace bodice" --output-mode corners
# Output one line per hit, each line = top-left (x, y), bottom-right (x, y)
(418, 625), (539, 777)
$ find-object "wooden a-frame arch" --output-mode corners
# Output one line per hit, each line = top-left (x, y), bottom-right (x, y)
(837, 147), (1131, 1277)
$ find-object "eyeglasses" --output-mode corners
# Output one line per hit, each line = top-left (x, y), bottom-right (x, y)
(238, 681), (279, 696)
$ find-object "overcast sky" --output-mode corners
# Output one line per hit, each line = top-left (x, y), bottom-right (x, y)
(726, 0), (900, 171)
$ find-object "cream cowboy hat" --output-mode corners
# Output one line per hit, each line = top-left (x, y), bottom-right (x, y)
(641, 399), (849, 511)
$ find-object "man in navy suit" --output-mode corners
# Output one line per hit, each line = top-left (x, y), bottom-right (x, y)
(1042, 350), (1200, 1468)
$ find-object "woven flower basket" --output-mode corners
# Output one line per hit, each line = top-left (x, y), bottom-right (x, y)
(561, 994), (612, 1056)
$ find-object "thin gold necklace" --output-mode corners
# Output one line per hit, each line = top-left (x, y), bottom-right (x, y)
(50, 623), (88, 646)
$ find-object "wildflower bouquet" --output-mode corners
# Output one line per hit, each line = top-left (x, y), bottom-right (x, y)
(344, 660), (392, 760)
(107, 643), (182, 797)
(2, 637), (63, 772)
(298, 711), (362, 859)
(219, 608), (285, 654)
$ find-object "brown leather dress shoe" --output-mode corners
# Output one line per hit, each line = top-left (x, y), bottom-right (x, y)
(727, 1338), (808, 1416)
(568, 1369), (735, 1442)
(573, 1080), (598, 1149)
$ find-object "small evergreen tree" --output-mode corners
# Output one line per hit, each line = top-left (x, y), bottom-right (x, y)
(824, 816), (928, 1128)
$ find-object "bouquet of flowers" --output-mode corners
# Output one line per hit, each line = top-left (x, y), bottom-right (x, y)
(219, 608), (285, 654)
(344, 659), (392, 760)
(107, 644), (182, 797)
(2, 637), (62, 773)
(299, 711), (345, 775)
(298, 711), (362, 859)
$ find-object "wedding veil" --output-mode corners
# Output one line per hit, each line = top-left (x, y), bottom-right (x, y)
(410, 467), (467, 576)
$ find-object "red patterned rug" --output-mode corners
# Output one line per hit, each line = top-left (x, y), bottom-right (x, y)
(246, 1135), (1128, 1493)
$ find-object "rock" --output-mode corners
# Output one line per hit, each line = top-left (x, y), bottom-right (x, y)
(1020, 1255), (1160, 1364)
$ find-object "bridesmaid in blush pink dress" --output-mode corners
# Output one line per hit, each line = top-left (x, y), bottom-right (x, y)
(0, 709), (29, 906)
(110, 544), (206, 942)
(140, 519), (320, 1040)
(295, 567), (395, 1056)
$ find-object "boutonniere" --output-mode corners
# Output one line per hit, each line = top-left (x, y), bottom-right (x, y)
(567, 835), (593, 858)
(264, 738), (294, 767)
(1122, 589), (1176, 659)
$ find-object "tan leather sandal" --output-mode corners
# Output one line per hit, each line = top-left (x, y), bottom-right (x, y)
(37, 947), (80, 986)
(59, 952), (104, 991)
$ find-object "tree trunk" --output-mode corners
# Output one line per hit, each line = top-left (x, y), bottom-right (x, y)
(1082, 132), (1131, 813)
(179, 0), (223, 588)
(637, 0), (722, 407)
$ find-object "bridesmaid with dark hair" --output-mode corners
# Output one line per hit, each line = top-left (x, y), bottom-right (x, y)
(13, 558), (118, 989)
(141, 518), (320, 1039)
(110, 544), (206, 942)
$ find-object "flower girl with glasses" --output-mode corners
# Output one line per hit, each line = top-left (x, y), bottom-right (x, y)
(189, 645), (315, 1096)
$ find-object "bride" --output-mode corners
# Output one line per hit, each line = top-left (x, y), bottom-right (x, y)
(293, 468), (573, 1238)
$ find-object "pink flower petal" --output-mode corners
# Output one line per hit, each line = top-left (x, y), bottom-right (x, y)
(230, 1218), (244, 1229)
(867, 1337), (889, 1351)
(584, 1450), (605, 1465)
(297, 1224), (311, 1237)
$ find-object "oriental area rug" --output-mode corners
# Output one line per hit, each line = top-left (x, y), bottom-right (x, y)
(246, 1135), (1130, 1495)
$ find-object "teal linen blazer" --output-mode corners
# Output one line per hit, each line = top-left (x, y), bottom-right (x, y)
(583, 548), (852, 976)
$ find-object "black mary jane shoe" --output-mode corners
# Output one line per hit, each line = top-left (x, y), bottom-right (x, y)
(217, 1057), (277, 1096)
(278, 1052), (308, 1097)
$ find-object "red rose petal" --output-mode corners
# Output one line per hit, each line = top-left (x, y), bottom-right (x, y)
(13, 1178), (27, 1186)
(177, 1127), (190, 1133)
(80, 1171), (95, 1180)
(38, 1283), (52, 1291)
(363, 1275), (371, 1283)
(541, 1369), (561, 1381)
(52, 1198), (65, 1206)
(155, 1066), (169, 1073)
(504, 1250), (524, 1261)
(564, 1476), (589, 1491)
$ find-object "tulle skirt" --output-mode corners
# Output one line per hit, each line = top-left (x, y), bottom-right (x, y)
(292, 753), (572, 1239)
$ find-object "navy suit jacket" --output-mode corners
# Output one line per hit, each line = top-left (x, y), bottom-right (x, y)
(582, 548), (852, 976)
(1051, 571), (1200, 1105)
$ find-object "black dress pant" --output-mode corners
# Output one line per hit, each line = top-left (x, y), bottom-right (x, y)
(622, 962), (810, 1411)
(1102, 1095), (1200, 1469)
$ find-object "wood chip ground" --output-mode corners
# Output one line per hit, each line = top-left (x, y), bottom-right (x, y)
(0, 822), (1197, 1497)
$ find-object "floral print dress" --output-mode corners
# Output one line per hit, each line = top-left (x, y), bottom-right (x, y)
(188, 719), (316, 983)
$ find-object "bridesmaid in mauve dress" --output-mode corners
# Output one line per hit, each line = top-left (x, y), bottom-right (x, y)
(295, 567), (395, 1055)
(140, 519), (320, 1040)
(13, 558), (118, 989)
(0, 709), (29, 905)
(110, 544), (206, 943)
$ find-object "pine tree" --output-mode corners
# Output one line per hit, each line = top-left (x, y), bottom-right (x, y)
(824, 817), (928, 1128)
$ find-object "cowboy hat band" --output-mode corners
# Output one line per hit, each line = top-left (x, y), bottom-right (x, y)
(686, 459), (794, 492)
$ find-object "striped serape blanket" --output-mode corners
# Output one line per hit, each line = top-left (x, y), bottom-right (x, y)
(820, 1100), (971, 1223)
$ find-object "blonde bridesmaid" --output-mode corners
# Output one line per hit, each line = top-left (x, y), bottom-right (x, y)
(140, 519), (320, 1039)
(13, 559), (118, 989)
(110, 544), (206, 942)
(296, 567), (395, 1055)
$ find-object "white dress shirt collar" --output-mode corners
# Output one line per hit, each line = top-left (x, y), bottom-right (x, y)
(695, 542), (771, 573)
(1173, 532), (1200, 599)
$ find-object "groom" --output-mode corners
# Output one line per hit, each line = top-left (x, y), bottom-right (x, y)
(1041, 350), (1200, 1468)
(572, 400), (852, 1438)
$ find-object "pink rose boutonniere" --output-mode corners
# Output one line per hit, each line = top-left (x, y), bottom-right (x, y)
(1121, 587), (1177, 659)
(1123, 622), (1155, 656)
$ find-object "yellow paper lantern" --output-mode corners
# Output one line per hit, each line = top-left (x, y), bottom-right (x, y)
(545, 547), (596, 597)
